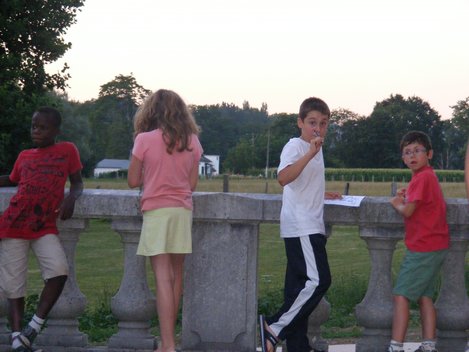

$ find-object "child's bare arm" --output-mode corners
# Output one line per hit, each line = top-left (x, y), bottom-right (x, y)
(278, 136), (323, 186)
(127, 155), (143, 188)
(390, 195), (416, 218)
(0, 175), (16, 187)
(59, 171), (83, 220)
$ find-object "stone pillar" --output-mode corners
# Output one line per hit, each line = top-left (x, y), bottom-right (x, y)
(0, 296), (9, 352)
(307, 298), (331, 352)
(182, 221), (259, 352)
(108, 218), (156, 351)
(35, 218), (89, 350)
(435, 235), (469, 352)
(355, 226), (400, 352)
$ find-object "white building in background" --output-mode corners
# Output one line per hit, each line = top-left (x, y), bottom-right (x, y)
(95, 155), (221, 178)
(199, 155), (220, 177)
(204, 155), (220, 175)
(94, 159), (130, 177)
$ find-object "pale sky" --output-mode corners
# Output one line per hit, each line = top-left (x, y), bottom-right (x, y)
(46, 0), (469, 120)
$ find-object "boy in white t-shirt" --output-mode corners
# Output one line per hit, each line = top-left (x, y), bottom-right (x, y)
(259, 97), (341, 352)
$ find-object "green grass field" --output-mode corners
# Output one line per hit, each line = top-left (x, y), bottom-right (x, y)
(24, 178), (468, 341)
(87, 176), (467, 198)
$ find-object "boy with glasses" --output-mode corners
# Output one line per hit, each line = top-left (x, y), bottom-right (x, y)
(388, 131), (449, 352)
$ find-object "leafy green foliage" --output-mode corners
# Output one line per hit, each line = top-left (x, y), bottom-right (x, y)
(78, 300), (118, 343)
(0, 0), (84, 172)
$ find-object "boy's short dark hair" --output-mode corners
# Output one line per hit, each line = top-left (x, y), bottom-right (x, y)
(35, 107), (62, 128)
(400, 130), (432, 152)
(299, 97), (330, 120)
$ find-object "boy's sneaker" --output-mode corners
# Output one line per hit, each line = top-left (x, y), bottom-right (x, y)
(414, 346), (437, 352)
(387, 346), (404, 352)
(17, 325), (38, 349)
(12, 346), (30, 352)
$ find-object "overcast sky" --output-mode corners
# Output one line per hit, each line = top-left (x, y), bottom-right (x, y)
(46, 0), (469, 119)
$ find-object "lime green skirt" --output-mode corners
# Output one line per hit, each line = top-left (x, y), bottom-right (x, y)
(137, 207), (192, 256)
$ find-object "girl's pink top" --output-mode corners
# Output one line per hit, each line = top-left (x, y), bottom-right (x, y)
(132, 129), (203, 211)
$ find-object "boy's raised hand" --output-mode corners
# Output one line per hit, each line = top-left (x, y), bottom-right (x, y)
(308, 134), (323, 157)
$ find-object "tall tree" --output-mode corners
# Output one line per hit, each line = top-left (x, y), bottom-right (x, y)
(193, 102), (269, 172)
(337, 95), (444, 168)
(0, 0), (84, 172)
(442, 97), (469, 169)
(88, 74), (150, 163)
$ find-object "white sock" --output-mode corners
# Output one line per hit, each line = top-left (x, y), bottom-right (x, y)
(389, 340), (404, 352)
(29, 314), (45, 332)
(421, 340), (436, 351)
(11, 332), (21, 349)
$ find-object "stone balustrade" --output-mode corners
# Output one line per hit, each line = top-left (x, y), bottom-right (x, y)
(0, 189), (468, 352)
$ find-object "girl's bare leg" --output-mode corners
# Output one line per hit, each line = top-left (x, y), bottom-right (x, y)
(151, 254), (185, 352)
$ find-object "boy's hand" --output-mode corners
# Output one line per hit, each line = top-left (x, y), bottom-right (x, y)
(325, 191), (342, 200)
(57, 195), (77, 220)
(308, 135), (323, 157)
(390, 195), (405, 208)
(396, 188), (406, 198)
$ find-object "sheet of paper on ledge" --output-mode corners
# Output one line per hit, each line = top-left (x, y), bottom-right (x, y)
(325, 195), (365, 207)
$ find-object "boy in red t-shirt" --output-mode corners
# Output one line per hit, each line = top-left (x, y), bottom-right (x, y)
(388, 131), (449, 352)
(0, 107), (83, 352)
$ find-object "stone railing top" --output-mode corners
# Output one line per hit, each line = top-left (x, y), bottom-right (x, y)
(1, 188), (468, 240)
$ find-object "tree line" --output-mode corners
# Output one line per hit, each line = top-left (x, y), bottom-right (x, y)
(1, 1), (468, 176)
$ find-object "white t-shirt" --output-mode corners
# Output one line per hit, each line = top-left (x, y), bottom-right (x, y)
(278, 137), (325, 238)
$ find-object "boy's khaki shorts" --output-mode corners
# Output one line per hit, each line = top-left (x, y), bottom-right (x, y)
(0, 234), (69, 299)
(393, 248), (447, 302)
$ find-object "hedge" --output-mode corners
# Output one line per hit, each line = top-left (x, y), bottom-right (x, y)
(325, 168), (464, 183)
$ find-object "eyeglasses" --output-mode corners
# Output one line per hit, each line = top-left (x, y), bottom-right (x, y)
(402, 148), (427, 157)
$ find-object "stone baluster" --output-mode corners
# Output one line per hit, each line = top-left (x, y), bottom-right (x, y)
(108, 218), (156, 351)
(435, 229), (469, 352)
(35, 218), (89, 350)
(307, 298), (331, 352)
(0, 296), (9, 352)
(355, 225), (401, 352)
(182, 221), (259, 352)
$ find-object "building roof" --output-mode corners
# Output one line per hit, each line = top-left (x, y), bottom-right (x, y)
(95, 159), (130, 169)
(200, 155), (213, 163)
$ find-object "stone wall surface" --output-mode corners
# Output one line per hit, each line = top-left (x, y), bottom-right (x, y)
(0, 189), (467, 352)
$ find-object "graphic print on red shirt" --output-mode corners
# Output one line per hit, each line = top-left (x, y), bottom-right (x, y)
(0, 142), (82, 239)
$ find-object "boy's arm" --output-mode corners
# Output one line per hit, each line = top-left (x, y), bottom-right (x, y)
(59, 171), (83, 220)
(390, 195), (416, 218)
(278, 136), (322, 186)
(465, 143), (469, 198)
(0, 175), (17, 187)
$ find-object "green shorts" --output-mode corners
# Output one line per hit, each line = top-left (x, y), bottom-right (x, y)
(137, 207), (192, 256)
(393, 249), (447, 302)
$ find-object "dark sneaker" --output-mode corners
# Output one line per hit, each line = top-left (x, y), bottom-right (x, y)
(387, 346), (404, 352)
(414, 346), (437, 352)
(18, 325), (38, 349)
(12, 346), (31, 352)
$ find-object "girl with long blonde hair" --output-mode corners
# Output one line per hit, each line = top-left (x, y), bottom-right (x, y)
(128, 89), (203, 352)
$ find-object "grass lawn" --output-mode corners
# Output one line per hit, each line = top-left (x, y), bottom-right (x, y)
(23, 178), (468, 341)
